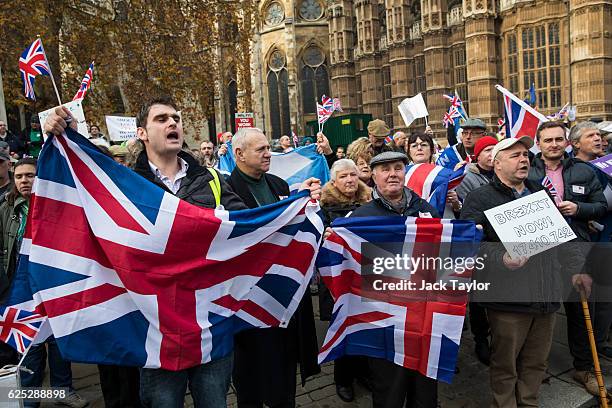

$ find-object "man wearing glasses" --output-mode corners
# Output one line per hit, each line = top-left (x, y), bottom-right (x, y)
(458, 118), (487, 160)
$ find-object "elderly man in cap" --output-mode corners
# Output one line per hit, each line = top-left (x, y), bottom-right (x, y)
(461, 136), (587, 407)
(347, 151), (440, 408)
(109, 145), (129, 166)
(367, 119), (395, 156)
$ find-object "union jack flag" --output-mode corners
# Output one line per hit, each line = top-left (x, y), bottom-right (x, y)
(73, 61), (94, 101)
(321, 95), (334, 111)
(496, 84), (548, 140)
(384, 135), (394, 145)
(405, 163), (467, 215)
(316, 216), (482, 383)
(5, 127), (323, 369)
(541, 175), (558, 198)
(0, 307), (45, 353)
(317, 103), (333, 125)
(443, 93), (461, 109)
(18, 38), (51, 100)
(443, 107), (461, 128)
(292, 130), (299, 148)
(333, 98), (343, 112)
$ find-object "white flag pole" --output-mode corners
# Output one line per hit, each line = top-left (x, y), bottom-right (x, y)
(37, 35), (62, 106)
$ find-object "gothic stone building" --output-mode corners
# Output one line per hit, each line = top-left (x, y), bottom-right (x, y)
(215, 0), (611, 139)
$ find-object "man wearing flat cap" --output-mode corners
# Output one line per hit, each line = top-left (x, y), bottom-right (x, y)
(347, 151), (440, 408)
(367, 119), (395, 156)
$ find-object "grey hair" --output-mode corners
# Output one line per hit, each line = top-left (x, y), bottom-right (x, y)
(330, 158), (358, 181)
(232, 127), (264, 155)
(569, 121), (599, 144)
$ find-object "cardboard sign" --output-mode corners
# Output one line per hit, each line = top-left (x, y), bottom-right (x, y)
(484, 190), (577, 259)
(105, 115), (137, 141)
(591, 153), (612, 177)
(235, 112), (254, 129)
(39, 100), (89, 138)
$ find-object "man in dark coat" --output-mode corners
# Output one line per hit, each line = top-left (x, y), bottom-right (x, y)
(227, 127), (322, 408)
(461, 136), (587, 407)
(345, 151), (440, 408)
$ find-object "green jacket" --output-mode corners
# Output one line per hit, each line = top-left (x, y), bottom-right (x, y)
(0, 195), (27, 299)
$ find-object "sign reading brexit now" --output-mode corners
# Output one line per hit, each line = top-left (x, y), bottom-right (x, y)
(484, 190), (577, 259)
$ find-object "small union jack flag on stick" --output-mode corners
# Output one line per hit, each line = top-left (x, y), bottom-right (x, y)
(73, 61), (95, 101)
(541, 175), (558, 198)
(19, 38), (51, 101)
(0, 307), (46, 354)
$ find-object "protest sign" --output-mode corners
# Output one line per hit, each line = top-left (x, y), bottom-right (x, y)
(105, 115), (137, 141)
(235, 112), (254, 129)
(590, 153), (612, 177)
(39, 100), (89, 138)
(484, 190), (576, 259)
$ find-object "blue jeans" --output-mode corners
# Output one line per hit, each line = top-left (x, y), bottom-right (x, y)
(140, 354), (232, 408)
(20, 337), (74, 408)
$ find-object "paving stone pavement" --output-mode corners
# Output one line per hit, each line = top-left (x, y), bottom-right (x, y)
(37, 301), (608, 407)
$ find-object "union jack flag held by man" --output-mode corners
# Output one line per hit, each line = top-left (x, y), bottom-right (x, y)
(316, 216), (482, 383)
(18, 38), (51, 100)
(541, 175), (558, 198)
(2, 127), (324, 370)
(73, 61), (95, 101)
(405, 163), (466, 216)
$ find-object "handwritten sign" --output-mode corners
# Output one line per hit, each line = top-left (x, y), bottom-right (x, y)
(484, 190), (576, 259)
(39, 100), (89, 138)
(105, 116), (137, 141)
(591, 153), (612, 177)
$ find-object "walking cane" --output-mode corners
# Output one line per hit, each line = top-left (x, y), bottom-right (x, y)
(577, 277), (609, 408)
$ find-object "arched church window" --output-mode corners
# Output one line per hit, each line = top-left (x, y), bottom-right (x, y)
(267, 50), (291, 138)
(299, 46), (330, 114)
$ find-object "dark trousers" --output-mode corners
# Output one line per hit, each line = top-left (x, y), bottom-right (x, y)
(21, 338), (73, 408)
(334, 355), (368, 387)
(99, 364), (141, 408)
(0, 341), (18, 368)
(594, 301), (612, 350)
(368, 357), (437, 408)
(469, 302), (489, 341)
(564, 301), (594, 371)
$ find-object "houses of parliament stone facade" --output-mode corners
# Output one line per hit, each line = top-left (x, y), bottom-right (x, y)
(217, 0), (611, 139)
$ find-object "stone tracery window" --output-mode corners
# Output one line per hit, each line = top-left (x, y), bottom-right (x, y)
(300, 46), (330, 114)
(267, 50), (291, 138)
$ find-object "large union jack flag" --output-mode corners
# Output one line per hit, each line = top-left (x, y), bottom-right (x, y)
(405, 163), (466, 216)
(73, 62), (94, 101)
(316, 216), (482, 383)
(19, 38), (51, 100)
(496, 84), (548, 140)
(3, 128), (323, 370)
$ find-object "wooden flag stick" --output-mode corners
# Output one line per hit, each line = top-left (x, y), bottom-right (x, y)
(37, 35), (62, 106)
(577, 279), (609, 408)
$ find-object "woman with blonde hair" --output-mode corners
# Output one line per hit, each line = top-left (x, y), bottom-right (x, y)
(347, 137), (374, 187)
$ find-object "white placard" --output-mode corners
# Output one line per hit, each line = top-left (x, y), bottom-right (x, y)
(484, 190), (577, 260)
(105, 115), (137, 141)
(398, 93), (429, 127)
(38, 100), (89, 138)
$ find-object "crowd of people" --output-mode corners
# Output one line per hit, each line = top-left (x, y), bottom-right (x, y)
(0, 97), (610, 408)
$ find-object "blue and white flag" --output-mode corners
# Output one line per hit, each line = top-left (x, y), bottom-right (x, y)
(219, 144), (330, 192)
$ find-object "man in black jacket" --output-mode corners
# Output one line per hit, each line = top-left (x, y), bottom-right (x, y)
(227, 127), (322, 408)
(348, 151), (440, 408)
(461, 136), (587, 407)
(44, 96), (247, 408)
(0, 120), (25, 158)
(528, 121), (607, 395)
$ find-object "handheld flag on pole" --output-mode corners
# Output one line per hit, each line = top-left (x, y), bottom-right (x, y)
(19, 38), (51, 101)
(73, 62), (95, 101)
(398, 93), (429, 127)
(496, 84), (548, 140)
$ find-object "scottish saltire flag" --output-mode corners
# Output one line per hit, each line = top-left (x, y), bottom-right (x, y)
(217, 141), (236, 175)
(269, 144), (331, 191)
(218, 144), (330, 192)
(316, 216), (482, 383)
(405, 163), (466, 216)
(14, 128), (323, 370)
(19, 38), (51, 100)
(541, 176), (558, 198)
(73, 61), (94, 101)
(496, 85), (548, 140)
(436, 144), (469, 170)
